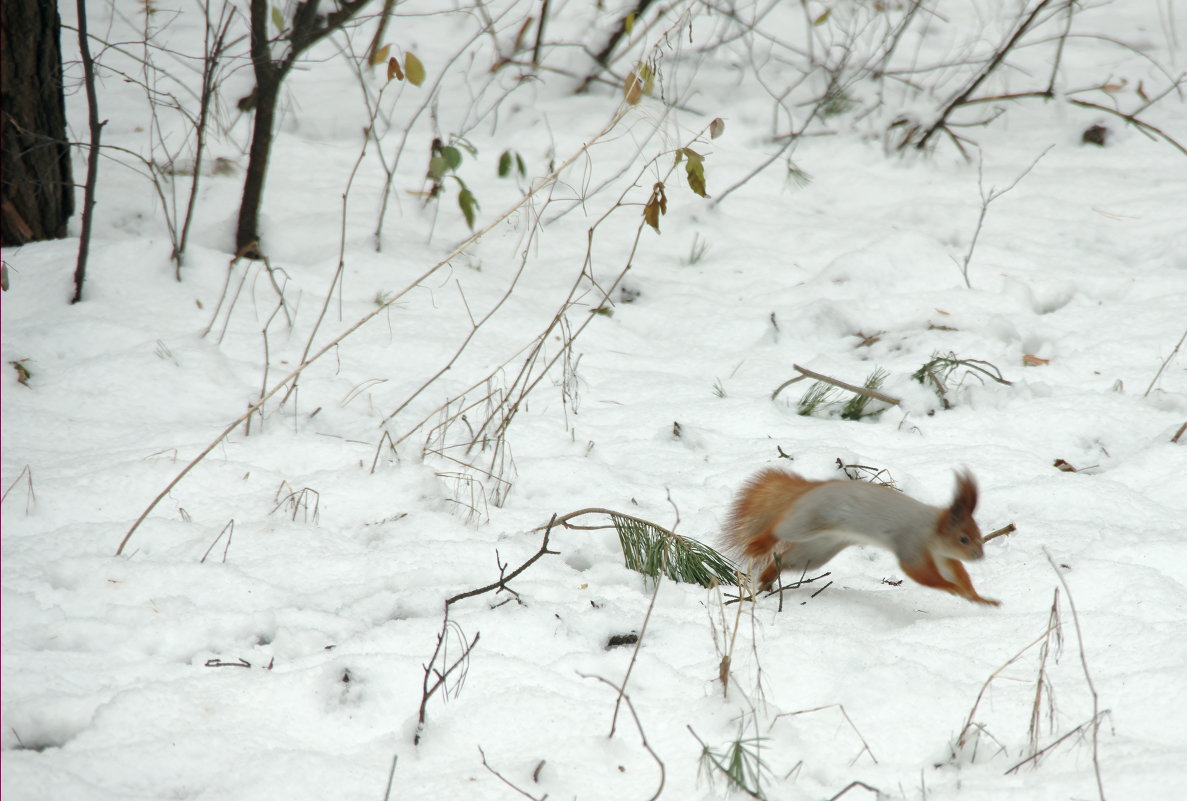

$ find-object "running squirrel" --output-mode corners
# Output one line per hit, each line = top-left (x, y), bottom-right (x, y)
(723, 468), (999, 605)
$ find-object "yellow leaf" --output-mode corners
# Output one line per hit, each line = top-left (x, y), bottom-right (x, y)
(624, 72), (643, 105)
(404, 52), (426, 87)
(370, 44), (391, 66)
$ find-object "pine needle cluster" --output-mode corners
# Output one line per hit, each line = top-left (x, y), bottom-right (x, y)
(611, 514), (737, 588)
(797, 367), (889, 420)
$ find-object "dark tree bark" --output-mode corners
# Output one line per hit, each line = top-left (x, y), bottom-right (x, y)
(235, 0), (372, 258)
(1, 0), (74, 246)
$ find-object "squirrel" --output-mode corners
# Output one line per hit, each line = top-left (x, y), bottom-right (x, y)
(723, 468), (1000, 606)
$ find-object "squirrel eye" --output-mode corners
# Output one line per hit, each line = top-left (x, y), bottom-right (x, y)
(960, 536), (970, 544)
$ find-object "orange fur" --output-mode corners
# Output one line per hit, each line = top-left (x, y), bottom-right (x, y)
(723, 468), (823, 558)
(723, 468), (999, 605)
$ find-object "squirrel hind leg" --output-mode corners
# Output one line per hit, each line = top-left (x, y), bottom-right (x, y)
(755, 540), (847, 592)
(751, 541), (798, 590)
(756, 559), (782, 590)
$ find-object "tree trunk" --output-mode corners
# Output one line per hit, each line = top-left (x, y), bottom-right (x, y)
(234, 74), (280, 258)
(234, 0), (371, 258)
(1, 0), (74, 246)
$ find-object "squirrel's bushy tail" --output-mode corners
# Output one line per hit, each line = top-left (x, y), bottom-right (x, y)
(723, 468), (822, 588)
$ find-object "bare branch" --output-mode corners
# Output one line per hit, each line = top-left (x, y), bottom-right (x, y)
(773, 364), (902, 406)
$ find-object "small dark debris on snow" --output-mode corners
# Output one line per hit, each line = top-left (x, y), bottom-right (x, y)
(1082, 124), (1109, 146)
(606, 633), (639, 649)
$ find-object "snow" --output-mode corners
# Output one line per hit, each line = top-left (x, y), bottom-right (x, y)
(4, 1), (1187, 799)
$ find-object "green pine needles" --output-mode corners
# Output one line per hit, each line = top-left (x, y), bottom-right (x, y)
(692, 724), (773, 800)
(797, 366), (889, 420)
(611, 513), (738, 588)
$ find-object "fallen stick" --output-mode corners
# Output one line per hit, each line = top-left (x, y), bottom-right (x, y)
(771, 364), (902, 406)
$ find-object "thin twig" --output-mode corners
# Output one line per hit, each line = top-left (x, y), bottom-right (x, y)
(958, 146), (1052, 288)
(611, 577), (662, 738)
(909, 0), (1057, 150)
(72, 0), (106, 304)
(415, 521), (559, 746)
(826, 780), (883, 801)
(775, 364), (902, 406)
(953, 626), (1056, 754)
(414, 626), (479, 746)
(532, 0), (549, 66)
(579, 674), (666, 801)
(543, 507), (675, 536)
(446, 516), (558, 606)
(380, 753), (398, 801)
(199, 520), (235, 564)
(773, 704), (878, 766)
(1044, 549), (1107, 800)
(117, 106), (630, 556)
(478, 746), (547, 801)
(983, 523), (1017, 543)
(1172, 422), (1186, 444)
(1006, 713), (1108, 775)
(0, 465), (36, 514)
(576, 0), (659, 93)
(1068, 97), (1187, 158)
(1027, 589), (1063, 757)
(1143, 328), (1187, 397)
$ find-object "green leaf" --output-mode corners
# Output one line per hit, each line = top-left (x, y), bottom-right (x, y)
(271, 5), (284, 30)
(428, 155), (448, 181)
(404, 52), (426, 87)
(679, 148), (708, 198)
(442, 146), (462, 171)
(624, 12), (636, 34)
(458, 186), (479, 229)
(498, 150), (527, 179)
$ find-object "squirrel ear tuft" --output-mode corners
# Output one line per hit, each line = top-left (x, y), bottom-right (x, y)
(949, 471), (978, 521)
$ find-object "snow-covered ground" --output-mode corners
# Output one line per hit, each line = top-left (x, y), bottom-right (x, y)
(4, 1), (1186, 799)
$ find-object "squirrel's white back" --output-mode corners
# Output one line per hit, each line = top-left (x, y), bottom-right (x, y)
(773, 480), (940, 563)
